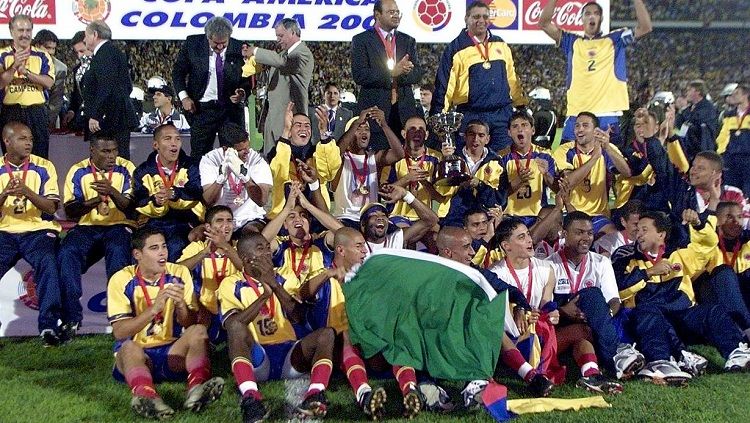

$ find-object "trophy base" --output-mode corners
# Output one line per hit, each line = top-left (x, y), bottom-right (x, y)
(434, 173), (472, 187)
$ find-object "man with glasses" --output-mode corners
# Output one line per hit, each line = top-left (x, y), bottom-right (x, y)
(173, 16), (246, 158)
(351, 0), (423, 150)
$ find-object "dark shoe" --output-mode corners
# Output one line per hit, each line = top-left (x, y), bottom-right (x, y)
(60, 322), (80, 344)
(358, 387), (386, 420)
(576, 373), (623, 394)
(402, 385), (424, 419)
(240, 395), (268, 423)
(40, 329), (60, 348)
(528, 373), (554, 397)
(297, 391), (328, 418)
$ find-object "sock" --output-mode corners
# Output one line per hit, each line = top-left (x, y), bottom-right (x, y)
(186, 356), (211, 390)
(342, 345), (370, 399)
(392, 365), (417, 396)
(232, 357), (261, 400)
(501, 349), (533, 381)
(577, 353), (600, 377)
(306, 359), (333, 397)
(125, 367), (157, 399)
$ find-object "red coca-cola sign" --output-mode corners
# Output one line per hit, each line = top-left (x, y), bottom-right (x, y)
(523, 0), (585, 31)
(0, 0), (55, 24)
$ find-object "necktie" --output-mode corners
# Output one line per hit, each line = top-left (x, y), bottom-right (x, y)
(215, 53), (225, 104)
(327, 108), (335, 133)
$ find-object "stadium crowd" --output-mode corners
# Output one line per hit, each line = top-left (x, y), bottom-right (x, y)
(2, 0), (750, 422)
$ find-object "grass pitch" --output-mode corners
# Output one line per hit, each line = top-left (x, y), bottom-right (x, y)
(0, 335), (748, 422)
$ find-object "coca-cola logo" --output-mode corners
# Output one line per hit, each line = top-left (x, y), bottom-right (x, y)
(523, 0), (585, 31)
(0, 0), (55, 24)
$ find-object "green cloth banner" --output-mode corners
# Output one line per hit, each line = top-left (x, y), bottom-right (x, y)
(344, 249), (506, 381)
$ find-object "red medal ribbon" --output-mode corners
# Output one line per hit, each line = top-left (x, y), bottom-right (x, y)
(374, 24), (396, 62)
(155, 155), (178, 190)
(3, 155), (29, 186)
(210, 251), (228, 282)
(505, 258), (533, 302)
(346, 152), (369, 188)
(719, 236), (741, 270)
(468, 31), (490, 63)
(512, 147), (532, 174)
(574, 147), (594, 180)
(289, 242), (311, 279)
(243, 273), (275, 317)
(560, 250), (589, 294)
(135, 268), (166, 323)
(621, 230), (631, 245)
(645, 244), (666, 266)
(89, 160), (115, 203)
(227, 173), (244, 196)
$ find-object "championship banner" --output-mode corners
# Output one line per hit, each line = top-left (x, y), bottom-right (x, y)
(0, 0), (608, 44)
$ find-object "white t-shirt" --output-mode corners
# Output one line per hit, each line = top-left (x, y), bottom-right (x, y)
(489, 257), (554, 311)
(199, 147), (273, 229)
(593, 231), (632, 257)
(547, 250), (619, 303)
(490, 257), (554, 337)
(365, 229), (404, 253)
(333, 152), (378, 221)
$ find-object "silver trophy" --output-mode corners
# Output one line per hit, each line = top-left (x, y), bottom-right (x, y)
(428, 112), (471, 186)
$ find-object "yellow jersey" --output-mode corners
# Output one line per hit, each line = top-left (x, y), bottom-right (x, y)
(0, 46), (55, 106)
(178, 240), (240, 315)
(63, 157), (136, 226)
(382, 148), (450, 218)
(559, 29), (635, 116)
(273, 234), (333, 297)
(0, 154), (61, 233)
(107, 263), (198, 349)
(498, 146), (556, 217)
(218, 271), (297, 345)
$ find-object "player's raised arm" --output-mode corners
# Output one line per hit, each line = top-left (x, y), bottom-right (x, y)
(633, 0), (653, 39)
(539, 0), (562, 43)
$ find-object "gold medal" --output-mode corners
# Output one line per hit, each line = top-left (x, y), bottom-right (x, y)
(387, 58), (395, 70)
(482, 61), (491, 70)
(258, 316), (278, 336)
(151, 322), (163, 336)
(233, 196), (245, 206)
(97, 201), (110, 216)
(358, 185), (370, 195)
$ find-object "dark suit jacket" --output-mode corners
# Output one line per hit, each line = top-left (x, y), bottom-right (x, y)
(81, 41), (137, 134)
(351, 28), (423, 125)
(309, 104), (353, 142)
(172, 34), (247, 107)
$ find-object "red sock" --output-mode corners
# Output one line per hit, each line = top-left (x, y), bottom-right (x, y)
(125, 367), (158, 399)
(392, 365), (417, 396)
(306, 359), (333, 397)
(576, 353), (600, 377)
(186, 356), (211, 390)
(232, 357), (261, 400)
(502, 349), (534, 381)
(342, 345), (370, 398)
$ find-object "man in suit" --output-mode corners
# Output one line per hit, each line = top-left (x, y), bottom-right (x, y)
(82, 20), (137, 159)
(173, 16), (247, 158)
(245, 18), (314, 156)
(310, 82), (353, 143)
(351, 0), (423, 150)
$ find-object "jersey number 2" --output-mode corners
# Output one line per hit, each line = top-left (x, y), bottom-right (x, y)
(587, 60), (596, 72)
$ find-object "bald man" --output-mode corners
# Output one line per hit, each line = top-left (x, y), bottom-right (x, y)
(302, 227), (427, 419)
(0, 121), (66, 346)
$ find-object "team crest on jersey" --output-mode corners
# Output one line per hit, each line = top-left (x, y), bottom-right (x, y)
(744, 254), (750, 261)
(176, 179), (186, 188)
(672, 263), (682, 272)
(588, 50), (596, 57)
(485, 166), (492, 176)
(584, 279), (595, 288)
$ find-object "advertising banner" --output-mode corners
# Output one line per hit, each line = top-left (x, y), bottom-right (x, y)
(0, 0), (609, 44)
